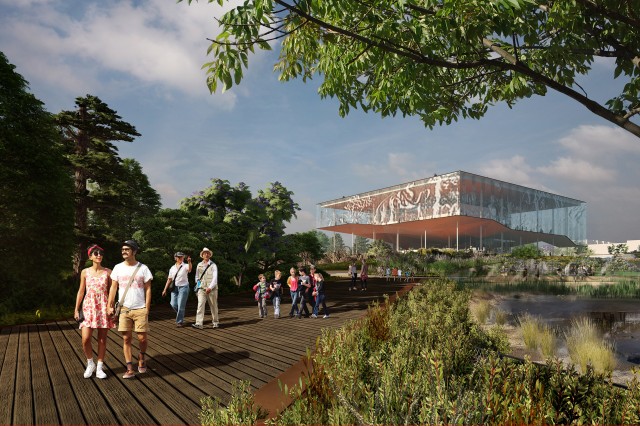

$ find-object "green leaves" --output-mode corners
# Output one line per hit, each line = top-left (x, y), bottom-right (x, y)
(187, 0), (640, 138)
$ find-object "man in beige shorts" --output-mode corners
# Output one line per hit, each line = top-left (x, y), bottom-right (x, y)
(107, 239), (153, 379)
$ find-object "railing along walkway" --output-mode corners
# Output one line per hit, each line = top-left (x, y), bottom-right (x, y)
(0, 278), (409, 425)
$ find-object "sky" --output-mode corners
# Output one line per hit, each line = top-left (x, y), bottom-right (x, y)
(1, 0), (639, 244)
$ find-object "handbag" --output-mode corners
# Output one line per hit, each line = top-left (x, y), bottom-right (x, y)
(114, 263), (142, 318)
(76, 300), (85, 323)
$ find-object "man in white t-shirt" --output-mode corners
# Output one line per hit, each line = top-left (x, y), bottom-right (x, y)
(107, 239), (153, 379)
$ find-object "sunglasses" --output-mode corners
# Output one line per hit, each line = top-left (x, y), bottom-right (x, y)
(91, 250), (104, 257)
(121, 248), (132, 252)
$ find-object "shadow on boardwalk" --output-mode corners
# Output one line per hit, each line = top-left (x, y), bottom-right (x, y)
(0, 278), (408, 425)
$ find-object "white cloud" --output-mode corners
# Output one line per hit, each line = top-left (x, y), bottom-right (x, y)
(0, 0), (242, 105)
(556, 125), (640, 163)
(478, 155), (546, 190)
(538, 157), (615, 182)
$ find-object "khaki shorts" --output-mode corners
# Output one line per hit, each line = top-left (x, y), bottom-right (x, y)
(118, 307), (149, 333)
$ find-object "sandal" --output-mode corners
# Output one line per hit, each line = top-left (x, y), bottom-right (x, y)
(138, 352), (147, 373)
(123, 362), (135, 379)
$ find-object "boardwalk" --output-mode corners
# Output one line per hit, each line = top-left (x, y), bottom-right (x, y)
(0, 278), (409, 425)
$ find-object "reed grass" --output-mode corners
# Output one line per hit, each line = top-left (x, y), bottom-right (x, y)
(494, 309), (508, 326)
(519, 314), (541, 350)
(519, 314), (556, 358)
(458, 278), (640, 298)
(565, 317), (616, 374)
(538, 326), (556, 358)
(472, 300), (491, 324)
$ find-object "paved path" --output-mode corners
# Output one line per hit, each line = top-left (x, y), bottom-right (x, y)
(0, 278), (408, 425)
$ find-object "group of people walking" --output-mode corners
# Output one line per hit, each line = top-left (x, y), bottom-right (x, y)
(74, 240), (334, 381)
(74, 241), (219, 380)
(161, 247), (220, 330)
(253, 266), (330, 319)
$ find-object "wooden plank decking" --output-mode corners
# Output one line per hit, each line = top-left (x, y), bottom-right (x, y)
(0, 278), (409, 425)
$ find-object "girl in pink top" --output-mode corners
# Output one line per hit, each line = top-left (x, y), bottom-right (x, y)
(287, 267), (300, 317)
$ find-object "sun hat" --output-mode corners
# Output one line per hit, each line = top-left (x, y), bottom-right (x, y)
(174, 251), (185, 257)
(87, 244), (104, 256)
(200, 247), (212, 257)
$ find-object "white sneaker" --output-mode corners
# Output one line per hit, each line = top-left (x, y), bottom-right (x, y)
(323, 315), (330, 319)
(83, 362), (96, 378)
(96, 368), (107, 379)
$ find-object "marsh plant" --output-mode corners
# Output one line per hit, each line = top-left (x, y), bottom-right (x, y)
(494, 309), (508, 326)
(472, 299), (491, 324)
(519, 314), (542, 350)
(203, 281), (640, 425)
(565, 317), (617, 374)
(519, 314), (557, 358)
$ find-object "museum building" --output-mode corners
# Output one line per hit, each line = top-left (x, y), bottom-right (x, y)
(317, 171), (586, 253)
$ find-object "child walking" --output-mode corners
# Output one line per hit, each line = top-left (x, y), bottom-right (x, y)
(311, 272), (330, 318)
(270, 270), (284, 319)
(253, 274), (269, 318)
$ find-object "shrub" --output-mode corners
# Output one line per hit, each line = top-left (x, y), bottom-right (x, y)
(199, 380), (266, 426)
(202, 280), (640, 425)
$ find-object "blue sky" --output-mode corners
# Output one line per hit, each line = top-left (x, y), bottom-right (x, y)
(2, 0), (639, 243)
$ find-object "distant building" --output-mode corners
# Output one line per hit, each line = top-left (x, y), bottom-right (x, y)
(588, 240), (640, 258)
(317, 171), (586, 253)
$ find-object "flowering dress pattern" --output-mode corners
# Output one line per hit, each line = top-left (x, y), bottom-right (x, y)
(80, 269), (115, 329)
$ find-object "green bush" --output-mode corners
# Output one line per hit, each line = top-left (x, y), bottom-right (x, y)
(199, 380), (266, 426)
(202, 280), (640, 425)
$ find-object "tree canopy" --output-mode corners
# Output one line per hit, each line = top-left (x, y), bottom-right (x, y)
(0, 51), (74, 312)
(181, 179), (300, 286)
(184, 0), (640, 138)
(56, 95), (156, 274)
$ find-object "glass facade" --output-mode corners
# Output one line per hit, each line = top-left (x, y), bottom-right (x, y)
(317, 171), (586, 250)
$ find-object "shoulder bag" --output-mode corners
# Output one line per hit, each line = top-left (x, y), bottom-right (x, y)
(114, 263), (142, 318)
(168, 264), (183, 292)
(194, 263), (212, 292)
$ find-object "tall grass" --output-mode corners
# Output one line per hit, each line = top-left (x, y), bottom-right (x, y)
(472, 300), (491, 324)
(565, 317), (617, 374)
(539, 326), (556, 358)
(459, 278), (640, 298)
(519, 314), (556, 358)
(494, 309), (508, 326)
(520, 314), (541, 350)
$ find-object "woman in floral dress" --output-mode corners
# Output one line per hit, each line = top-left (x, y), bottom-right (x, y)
(74, 244), (115, 379)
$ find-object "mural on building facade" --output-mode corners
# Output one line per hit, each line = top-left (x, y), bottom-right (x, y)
(318, 171), (586, 244)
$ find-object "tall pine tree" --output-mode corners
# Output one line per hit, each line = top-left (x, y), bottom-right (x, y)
(56, 95), (155, 275)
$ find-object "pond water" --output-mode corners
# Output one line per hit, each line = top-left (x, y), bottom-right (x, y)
(495, 294), (640, 364)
